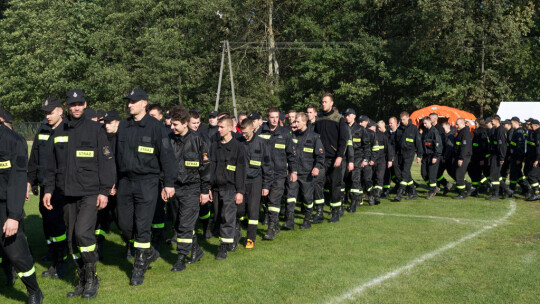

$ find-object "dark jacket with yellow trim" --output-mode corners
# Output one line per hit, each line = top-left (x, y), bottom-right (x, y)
(238, 134), (273, 189)
(210, 137), (247, 194)
(420, 126), (442, 158)
(489, 126), (507, 162)
(453, 126), (472, 160)
(372, 130), (394, 162)
(169, 129), (210, 194)
(509, 127), (527, 160)
(395, 120), (422, 157)
(0, 124), (28, 221)
(293, 128), (325, 176)
(43, 113), (116, 197)
(314, 110), (349, 160)
(258, 123), (297, 178)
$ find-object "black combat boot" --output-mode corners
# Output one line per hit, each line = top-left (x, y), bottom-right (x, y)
(374, 188), (382, 205)
(299, 211), (312, 230)
(130, 247), (159, 286)
(406, 185), (418, 200)
(171, 254), (186, 272)
(328, 207), (340, 223)
(263, 221), (276, 241)
(394, 187), (404, 202)
(282, 212), (295, 230)
(67, 262), (85, 298)
(453, 189), (467, 200)
(348, 199), (358, 213)
(22, 273), (43, 304)
(311, 204), (324, 224)
(82, 263), (99, 299)
(230, 219), (242, 252)
(486, 186), (500, 200)
(501, 182), (514, 199)
(187, 235), (204, 264)
(215, 244), (227, 260)
(27, 288), (44, 304)
(96, 234), (105, 262)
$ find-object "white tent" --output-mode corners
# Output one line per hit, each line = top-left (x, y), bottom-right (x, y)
(497, 102), (540, 121)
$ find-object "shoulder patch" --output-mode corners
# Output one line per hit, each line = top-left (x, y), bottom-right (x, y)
(103, 146), (112, 158)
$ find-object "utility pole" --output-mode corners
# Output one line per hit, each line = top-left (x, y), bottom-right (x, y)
(214, 40), (238, 119)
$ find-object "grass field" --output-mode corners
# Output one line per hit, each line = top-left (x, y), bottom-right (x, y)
(1, 163), (539, 304)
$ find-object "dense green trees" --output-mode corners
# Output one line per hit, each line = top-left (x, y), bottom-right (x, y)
(0, 0), (537, 121)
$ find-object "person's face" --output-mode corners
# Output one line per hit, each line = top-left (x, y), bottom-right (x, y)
(128, 99), (147, 116)
(389, 119), (397, 130)
(511, 121), (520, 129)
(241, 125), (254, 141)
(369, 125), (376, 132)
(238, 115), (247, 125)
(456, 121), (465, 130)
(218, 121), (232, 137)
(268, 111), (279, 128)
(345, 114), (356, 125)
(486, 122), (493, 129)
(400, 116), (409, 126)
(443, 125), (451, 133)
(532, 124), (539, 131)
(423, 119), (431, 129)
(67, 101), (86, 119)
(209, 116), (218, 127)
(165, 117), (172, 125)
(307, 108), (317, 121)
(45, 107), (63, 126)
(430, 115), (438, 125)
(148, 109), (163, 121)
(288, 113), (296, 124)
(378, 122), (386, 133)
(105, 120), (120, 133)
(359, 120), (368, 128)
(321, 96), (333, 112)
(188, 117), (201, 131)
(171, 120), (188, 135)
(295, 118), (307, 130)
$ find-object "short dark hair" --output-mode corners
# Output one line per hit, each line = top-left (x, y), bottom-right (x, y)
(267, 107), (280, 115)
(240, 118), (254, 129)
(400, 111), (410, 118)
(188, 110), (200, 120)
(322, 92), (334, 101)
(147, 104), (163, 114)
(219, 117), (233, 127)
(169, 106), (190, 124)
(492, 115), (501, 122)
(429, 113), (438, 118)
(306, 105), (318, 112)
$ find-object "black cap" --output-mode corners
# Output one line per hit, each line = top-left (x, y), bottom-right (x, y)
(41, 96), (62, 112)
(209, 110), (219, 118)
(163, 112), (171, 119)
(86, 108), (97, 119)
(357, 115), (369, 122)
(190, 107), (202, 114)
(530, 119), (539, 125)
(66, 89), (85, 104)
(96, 109), (106, 120)
(485, 117), (492, 123)
(511, 116), (520, 123)
(248, 112), (261, 120)
(0, 107), (13, 124)
(502, 119), (511, 125)
(367, 120), (376, 128)
(124, 88), (148, 101)
(343, 108), (356, 115)
(102, 110), (121, 122)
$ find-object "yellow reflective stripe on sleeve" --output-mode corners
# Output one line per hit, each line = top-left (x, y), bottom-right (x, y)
(38, 134), (50, 141)
(50, 233), (67, 242)
(258, 134), (271, 140)
(17, 266), (36, 278)
(95, 229), (107, 236)
(219, 237), (233, 243)
(292, 139), (298, 143)
(350, 189), (361, 193)
(133, 242), (151, 249)
(76, 150), (94, 157)
(275, 143), (286, 149)
(330, 202), (342, 207)
(347, 140), (353, 146)
(78, 244), (96, 252)
(226, 164), (236, 171)
(303, 147), (314, 153)
(268, 206), (280, 213)
(138, 146), (154, 154)
(177, 238), (193, 244)
(0, 161), (11, 169)
(406, 138), (414, 142)
(185, 161), (200, 167)
(485, 154), (491, 158)
(54, 136), (69, 143)
(353, 138), (361, 142)
(314, 199), (325, 205)
(287, 198), (296, 203)
(250, 160), (261, 166)
(152, 223), (165, 229)
(248, 220), (259, 225)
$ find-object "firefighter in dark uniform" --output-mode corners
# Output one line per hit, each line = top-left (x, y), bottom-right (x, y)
(486, 115), (513, 200)
(469, 118), (490, 196)
(43, 89), (116, 299)
(365, 121), (379, 204)
(500, 119), (514, 184)
(436, 122), (455, 195)
(289, 113), (325, 229)
(383, 117), (399, 197)
(419, 117), (442, 199)
(343, 109), (364, 212)
(0, 113), (44, 303)
(450, 118), (473, 199)
(394, 112), (422, 201)
(116, 88), (178, 286)
(372, 120), (395, 204)
(238, 118), (273, 247)
(95, 110), (121, 261)
(258, 108), (297, 240)
(210, 117), (247, 260)
(27, 97), (69, 278)
(356, 115), (373, 206)
(166, 106), (210, 272)
(508, 117), (532, 196)
(525, 119), (540, 200)
(313, 93), (349, 223)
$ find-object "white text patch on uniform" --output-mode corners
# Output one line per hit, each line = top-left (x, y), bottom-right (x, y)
(54, 136), (69, 143)
(38, 134), (50, 141)
(185, 161), (199, 167)
(250, 160), (261, 166)
(275, 143), (285, 149)
(76, 150), (94, 158)
(303, 147), (314, 153)
(138, 146), (154, 154)
(0, 160), (11, 169)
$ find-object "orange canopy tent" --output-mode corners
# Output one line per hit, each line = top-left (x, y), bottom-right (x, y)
(409, 105), (477, 130)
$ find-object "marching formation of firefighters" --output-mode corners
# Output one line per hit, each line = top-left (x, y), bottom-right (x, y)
(0, 90), (538, 303)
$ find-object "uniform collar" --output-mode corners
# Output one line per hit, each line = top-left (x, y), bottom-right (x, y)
(129, 113), (150, 127)
(67, 113), (86, 129)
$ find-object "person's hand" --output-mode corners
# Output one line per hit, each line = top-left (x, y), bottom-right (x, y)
(369, 160), (375, 166)
(96, 194), (108, 210)
(500, 160), (504, 165)
(262, 189), (269, 196)
(235, 193), (243, 205)
(312, 167), (319, 177)
(161, 187), (175, 202)
(334, 157), (343, 168)
(348, 162), (354, 172)
(290, 172), (298, 183)
(361, 160), (367, 168)
(209, 190), (213, 202)
(387, 161), (393, 168)
(534, 160), (538, 168)
(3, 219), (19, 237)
(458, 159), (463, 167)
(43, 193), (53, 210)
(110, 184), (117, 196)
(432, 158), (437, 164)
(26, 183), (31, 201)
(417, 157), (421, 163)
(200, 194), (210, 205)
(479, 160), (484, 166)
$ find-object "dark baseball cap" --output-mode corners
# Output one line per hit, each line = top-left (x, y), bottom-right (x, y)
(102, 110), (121, 122)
(66, 89), (86, 104)
(367, 120), (376, 128)
(0, 107), (13, 124)
(511, 116), (520, 123)
(343, 108), (356, 115)
(502, 119), (511, 125)
(96, 109), (106, 120)
(209, 110), (219, 118)
(41, 96), (62, 112)
(357, 115), (369, 122)
(124, 88), (148, 101)
(248, 112), (261, 120)
(86, 108), (97, 119)
(530, 119), (539, 125)
(485, 117), (492, 123)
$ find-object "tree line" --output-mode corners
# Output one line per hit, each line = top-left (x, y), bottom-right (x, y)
(0, 0), (538, 122)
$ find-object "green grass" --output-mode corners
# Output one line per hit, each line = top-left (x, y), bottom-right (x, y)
(1, 163), (539, 304)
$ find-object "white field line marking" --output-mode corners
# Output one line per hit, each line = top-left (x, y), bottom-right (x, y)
(328, 201), (516, 304)
(359, 211), (496, 225)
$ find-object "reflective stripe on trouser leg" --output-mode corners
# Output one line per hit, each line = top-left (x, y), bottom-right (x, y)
(216, 189), (237, 244)
(169, 185), (200, 256)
